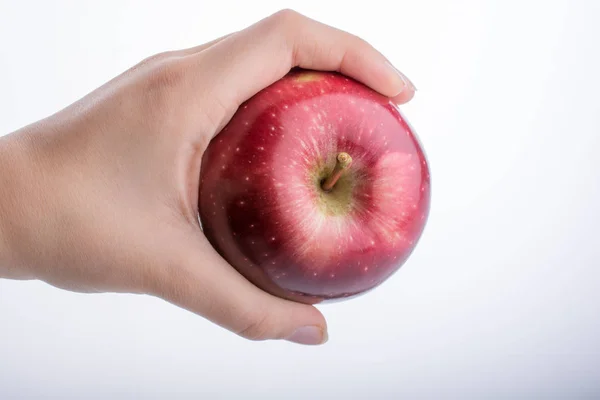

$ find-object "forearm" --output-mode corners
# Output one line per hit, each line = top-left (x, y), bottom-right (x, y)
(0, 131), (37, 279)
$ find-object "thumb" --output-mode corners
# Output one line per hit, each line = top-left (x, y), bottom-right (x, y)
(151, 230), (328, 345)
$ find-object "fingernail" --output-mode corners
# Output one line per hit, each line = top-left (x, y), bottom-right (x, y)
(385, 60), (417, 92)
(285, 325), (328, 345)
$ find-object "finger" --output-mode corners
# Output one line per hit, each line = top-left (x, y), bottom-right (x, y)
(152, 231), (328, 345)
(192, 9), (416, 108)
(174, 32), (235, 56)
(392, 87), (417, 105)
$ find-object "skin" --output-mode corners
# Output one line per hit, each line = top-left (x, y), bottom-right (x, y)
(0, 9), (416, 346)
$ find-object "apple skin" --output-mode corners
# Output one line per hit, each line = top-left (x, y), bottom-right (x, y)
(198, 69), (430, 304)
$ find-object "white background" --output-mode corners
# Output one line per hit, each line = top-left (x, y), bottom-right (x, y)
(1, 0), (599, 398)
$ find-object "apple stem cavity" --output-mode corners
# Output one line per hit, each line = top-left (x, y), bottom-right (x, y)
(321, 152), (353, 192)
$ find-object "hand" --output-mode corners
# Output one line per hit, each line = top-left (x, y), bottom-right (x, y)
(0, 9), (416, 345)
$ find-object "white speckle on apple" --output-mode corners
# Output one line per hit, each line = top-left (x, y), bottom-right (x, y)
(258, 146), (264, 151)
(249, 224), (254, 228)
(271, 113), (276, 117)
(330, 273), (336, 278)
(421, 186), (425, 192)
(363, 266), (369, 272)
(236, 147), (240, 152)
(303, 106), (309, 111)
(221, 165), (226, 170)
(313, 272), (318, 277)
(283, 104), (288, 109)
(370, 240), (375, 245)
(244, 121), (249, 126)
(245, 176), (249, 181)
(270, 237), (276, 241)
(271, 261), (276, 265)
(239, 201), (245, 206)
(270, 126), (275, 131)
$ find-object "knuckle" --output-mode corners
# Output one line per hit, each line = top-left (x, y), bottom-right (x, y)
(124, 56), (191, 134)
(270, 8), (303, 29)
(138, 51), (174, 68)
(265, 9), (306, 62)
(146, 58), (187, 92)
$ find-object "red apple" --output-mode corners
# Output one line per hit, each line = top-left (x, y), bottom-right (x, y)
(198, 69), (430, 304)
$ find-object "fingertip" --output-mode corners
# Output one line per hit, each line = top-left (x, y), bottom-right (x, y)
(281, 300), (328, 345)
(383, 60), (417, 97)
(284, 324), (329, 345)
(283, 300), (329, 345)
(391, 87), (417, 105)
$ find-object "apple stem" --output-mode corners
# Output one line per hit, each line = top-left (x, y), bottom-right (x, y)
(321, 152), (353, 192)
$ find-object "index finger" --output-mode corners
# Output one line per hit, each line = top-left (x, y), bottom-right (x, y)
(192, 9), (415, 110)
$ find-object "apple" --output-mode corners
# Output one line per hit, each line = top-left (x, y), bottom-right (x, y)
(198, 69), (430, 304)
